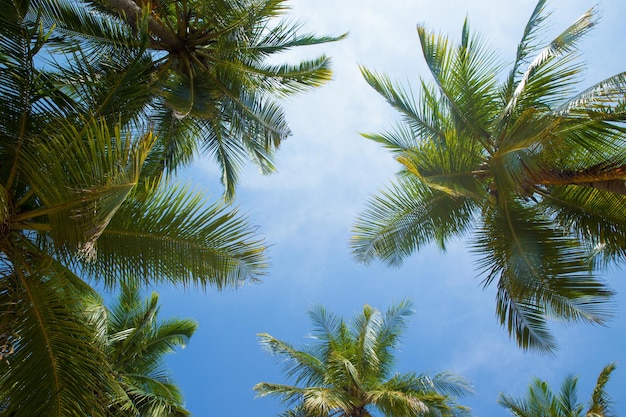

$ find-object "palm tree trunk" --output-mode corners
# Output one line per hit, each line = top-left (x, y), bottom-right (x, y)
(105, 0), (185, 51)
(535, 164), (626, 195)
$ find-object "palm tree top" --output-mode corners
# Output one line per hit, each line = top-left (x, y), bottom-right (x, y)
(254, 300), (473, 417)
(498, 363), (617, 417)
(352, 0), (625, 352)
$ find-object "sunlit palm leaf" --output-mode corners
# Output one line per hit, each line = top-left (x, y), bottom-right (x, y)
(587, 363), (616, 417)
(102, 283), (195, 416)
(500, 6), (597, 123)
(19, 118), (154, 258)
(258, 333), (326, 387)
(84, 185), (268, 288)
(352, 177), (476, 265)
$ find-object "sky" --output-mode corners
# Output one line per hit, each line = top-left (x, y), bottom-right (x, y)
(153, 1), (626, 416)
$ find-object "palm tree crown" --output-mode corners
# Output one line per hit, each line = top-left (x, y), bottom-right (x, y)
(96, 283), (197, 416)
(351, 0), (625, 352)
(0, 0), (282, 413)
(35, 0), (345, 197)
(254, 300), (472, 417)
(498, 363), (616, 417)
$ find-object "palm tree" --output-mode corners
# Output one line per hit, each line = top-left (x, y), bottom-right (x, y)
(498, 363), (616, 417)
(90, 283), (197, 417)
(351, 0), (625, 352)
(33, 0), (345, 198)
(254, 300), (472, 417)
(0, 1), (268, 415)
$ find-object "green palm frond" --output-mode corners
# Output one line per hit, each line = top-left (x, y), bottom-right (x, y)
(18, 117), (155, 257)
(253, 382), (307, 404)
(143, 108), (204, 177)
(474, 203), (613, 351)
(252, 18), (346, 54)
(360, 68), (448, 145)
(543, 186), (626, 265)
(351, 304), (383, 378)
(499, 364), (616, 417)
(493, 283), (556, 353)
(257, 333), (326, 387)
(103, 283), (195, 417)
(368, 387), (430, 417)
(352, 176), (476, 265)
(557, 375), (582, 416)
(416, 19), (500, 148)
(373, 372), (472, 417)
(85, 184), (268, 289)
(213, 55), (337, 97)
(501, 0), (549, 102)
(54, 45), (155, 123)
(500, 6), (597, 125)
(0, 245), (115, 417)
(199, 116), (251, 199)
(586, 363), (616, 417)
(559, 72), (626, 118)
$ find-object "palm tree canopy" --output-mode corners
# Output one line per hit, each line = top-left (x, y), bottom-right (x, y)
(95, 282), (197, 417)
(0, 0), (273, 414)
(498, 363), (616, 417)
(254, 300), (473, 417)
(351, 0), (625, 352)
(33, 0), (346, 198)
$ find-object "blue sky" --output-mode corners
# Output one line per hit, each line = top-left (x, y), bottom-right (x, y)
(156, 1), (626, 416)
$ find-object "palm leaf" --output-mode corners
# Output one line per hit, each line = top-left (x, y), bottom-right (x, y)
(257, 333), (326, 387)
(586, 363), (616, 417)
(352, 176), (476, 265)
(543, 186), (626, 266)
(360, 68), (448, 144)
(83, 185), (268, 289)
(500, 6), (597, 123)
(0, 243), (116, 417)
(18, 117), (155, 258)
(474, 203), (613, 352)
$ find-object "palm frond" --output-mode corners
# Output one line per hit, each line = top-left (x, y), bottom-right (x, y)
(0, 243), (115, 417)
(18, 117), (154, 258)
(474, 203), (614, 352)
(83, 184), (268, 289)
(500, 5), (597, 122)
(501, 0), (550, 103)
(586, 363), (616, 417)
(104, 282), (194, 416)
(416, 21), (500, 149)
(257, 333), (326, 387)
(557, 374), (581, 417)
(543, 185), (626, 266)
(360, 68), (448, 144)
(351, 176), (476, 265)
(253, 382), (306, 404)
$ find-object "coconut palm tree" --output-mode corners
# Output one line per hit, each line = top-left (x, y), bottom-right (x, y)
(0, 1), (268, 415)
(498, 363), (616, 417)
(351, 0), (625, 352)
(254, 300), (472, 417)
(32, 0), (344, 198)
(90, 283), (197, 417)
